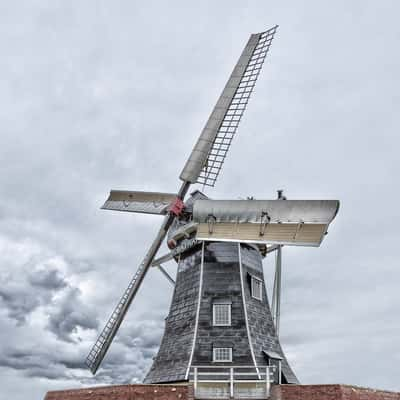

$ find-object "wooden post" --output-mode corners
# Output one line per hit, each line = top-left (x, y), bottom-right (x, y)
(266, 366), (270, 398)
(194, 367), (198, 397)
(278, 360), (282, 384)
(230, 367), (234, 398)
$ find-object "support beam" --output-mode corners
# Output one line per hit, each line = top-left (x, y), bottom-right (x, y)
(272, 246), (282, 336)
(156, 265), (175, 285)
(271, 190), (286, 336)
(151, 238), (199, 267)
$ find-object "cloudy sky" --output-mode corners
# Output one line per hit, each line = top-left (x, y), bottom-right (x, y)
(1, 1), (399, 399)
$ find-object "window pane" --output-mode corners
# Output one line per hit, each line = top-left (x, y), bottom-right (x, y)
(213, 304), (231, 325)
(213, 347), (232, 362)
(251, 277), (262, 300)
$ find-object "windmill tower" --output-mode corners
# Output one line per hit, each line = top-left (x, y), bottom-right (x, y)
(86, 26), (339, 398)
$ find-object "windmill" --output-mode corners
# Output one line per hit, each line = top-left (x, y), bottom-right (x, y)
(86, 26), (339, 393)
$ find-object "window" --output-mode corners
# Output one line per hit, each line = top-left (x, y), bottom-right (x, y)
(251, 276), (263, 300)
(213, 303), (231, 326)
(213, 347), (232, 362)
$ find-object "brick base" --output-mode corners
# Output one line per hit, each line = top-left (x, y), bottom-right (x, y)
(44, 383), (194, 400)
(271, 385), (400, 400)
(44, 383), (399, 400)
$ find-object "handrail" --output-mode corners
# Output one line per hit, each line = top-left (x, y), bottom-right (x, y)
(189, 365), (276, 399)
(191, 365), (271, 369)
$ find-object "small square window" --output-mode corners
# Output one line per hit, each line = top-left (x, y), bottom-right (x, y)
(213, 347), (232, 362)
(251, 276), (263, 300)
(213, 303), (231, 326)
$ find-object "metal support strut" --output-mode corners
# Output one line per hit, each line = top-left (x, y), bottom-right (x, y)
(271, 245), (282, 336)
(271, 190), (285, 336)
(156, 264), (175, 285)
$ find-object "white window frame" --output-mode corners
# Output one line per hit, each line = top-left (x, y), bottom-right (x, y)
(213, 347), (232, 362)
(251, 276), (263, 300)
(213, 303), (231, 326)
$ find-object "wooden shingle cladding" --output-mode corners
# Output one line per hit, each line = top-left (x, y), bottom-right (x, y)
(144, 250), (202, 383)
(192, 243), (254, 366)
(144, 242), (298, 384)
(239, 245), (298, 384)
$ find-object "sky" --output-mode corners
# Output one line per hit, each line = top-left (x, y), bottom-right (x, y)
(0, 1), (399, 399)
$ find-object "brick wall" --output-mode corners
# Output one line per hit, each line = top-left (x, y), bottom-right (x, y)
(341, 385), (400, 400)
(45, 383), (399, 400)
(44, 383), (194, 400)
(271, 384), (400, 400)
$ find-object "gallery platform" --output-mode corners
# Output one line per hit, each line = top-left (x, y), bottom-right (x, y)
(44, 383), (400, 400)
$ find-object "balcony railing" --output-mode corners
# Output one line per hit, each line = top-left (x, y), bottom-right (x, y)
(189, 365), (279, 399)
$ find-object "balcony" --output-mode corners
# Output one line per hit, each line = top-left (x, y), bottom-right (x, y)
(189, 365), (280, 399)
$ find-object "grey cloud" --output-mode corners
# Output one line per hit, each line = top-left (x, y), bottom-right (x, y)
(72, 318), (166, 384)
(117, 319), (165, 349)
(25, 367), (68, 381)
(94, 358), (151, 385)
(28, 268), (67, 290)
(0, 249), (69, 324)
(0, 287), (40, 324)
(0, 346), (86, 381)
(47, 287), (98, 343)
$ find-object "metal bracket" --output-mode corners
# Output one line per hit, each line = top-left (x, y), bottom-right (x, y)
(169, 197), (185, 216)
(259, 211), (271, 236)
(207, 214), (217, 234)
(293, 221), (304, 240)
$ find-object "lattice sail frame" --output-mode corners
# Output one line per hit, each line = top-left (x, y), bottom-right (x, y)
(199, 28), (277, 186)
(85, 27), (280, 376)
(86, 259), (146, 373)
(180, 26), (278, 187)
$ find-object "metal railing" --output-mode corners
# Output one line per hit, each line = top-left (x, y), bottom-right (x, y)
(189, 365), (278, 399)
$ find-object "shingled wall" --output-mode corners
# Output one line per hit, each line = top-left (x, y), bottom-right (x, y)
(145, 241), (299, 384)
(240, 245), (298, 384)
(192, 243), (253, 365)
(144, 248), (202, 383)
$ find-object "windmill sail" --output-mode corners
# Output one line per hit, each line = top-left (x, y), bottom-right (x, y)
(102, 190), (176, 215)
(86, 27), (280, 376)
(180, 26), (278, 187)
(192, 199), (339, 246)
(85, 208), (181, 374)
